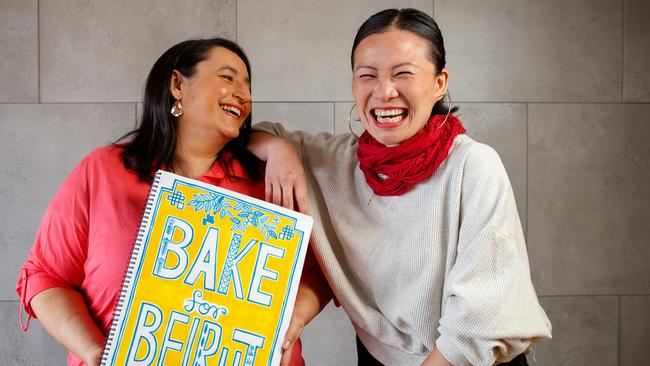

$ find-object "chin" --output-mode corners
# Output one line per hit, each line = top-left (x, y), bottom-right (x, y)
(373, 136), (402, 147)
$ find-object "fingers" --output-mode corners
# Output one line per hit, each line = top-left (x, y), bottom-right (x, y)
(272, 182), (283, 207)
(279, 342), (294, 366)
(282, 183), (294, 210)
(265, 179), (272, 203)
(268, 177), (304, 212)
(294, 179), (309, 215)
(282, 317), (304, 352)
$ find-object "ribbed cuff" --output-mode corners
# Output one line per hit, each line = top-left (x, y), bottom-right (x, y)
(435, 335), (471, 366)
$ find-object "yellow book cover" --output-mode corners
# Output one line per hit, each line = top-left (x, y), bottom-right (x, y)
(100, 170), (312, 366)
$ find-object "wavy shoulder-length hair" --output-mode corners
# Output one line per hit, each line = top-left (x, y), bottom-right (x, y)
(117, 38), (260, 182)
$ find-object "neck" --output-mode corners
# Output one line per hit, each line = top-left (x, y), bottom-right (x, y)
(174, 135), (227, 180)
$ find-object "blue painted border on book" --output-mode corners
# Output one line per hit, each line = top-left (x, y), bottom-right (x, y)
(110, 174), (307, 366)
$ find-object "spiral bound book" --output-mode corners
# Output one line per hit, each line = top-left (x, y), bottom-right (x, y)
(101, 170), (312, 366)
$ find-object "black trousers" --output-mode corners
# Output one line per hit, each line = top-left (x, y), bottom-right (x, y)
(356, 336), (529, 366)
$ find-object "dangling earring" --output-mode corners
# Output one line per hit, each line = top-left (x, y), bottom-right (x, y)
(436, 92), (453, 129)
(171, 100), (183, 117)
(348, 103), (363, 138)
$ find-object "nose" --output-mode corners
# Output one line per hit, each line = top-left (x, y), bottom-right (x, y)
(233, 83), (251, 105)
(373, 76), (398, 102)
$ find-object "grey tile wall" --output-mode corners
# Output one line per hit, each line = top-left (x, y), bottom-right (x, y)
(620, 296), (650, 365)
(457, 103), (528, 232)
(237, 0), (433, 102)
(252, 102), (334, 133)
(528, 103), (650, 296)
(2, 1), (649, 365)
(436, 0), (622, 102)
(533, 296), (618, 366)
(0, 104), (136, 300)
(334, 102), (357, 136)
(42, 333), (69, 366)
(0, 302), (43, 366)
(39, 0), (236, 102)
(0, 0), (38, 103)
(624, 0), (650, 102)
(302, 303), (356, 365)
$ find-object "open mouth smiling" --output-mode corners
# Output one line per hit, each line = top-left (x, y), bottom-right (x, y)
(371, 107), (408, 124)
(220, 104), (243, 118)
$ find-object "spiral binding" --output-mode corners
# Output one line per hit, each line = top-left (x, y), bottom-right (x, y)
(100, 170), (163, 366)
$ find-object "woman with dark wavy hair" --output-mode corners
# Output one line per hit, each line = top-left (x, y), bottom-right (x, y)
(16, 38), (308, 366)
(252, 8), (551, 366)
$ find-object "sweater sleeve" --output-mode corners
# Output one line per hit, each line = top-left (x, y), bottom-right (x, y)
(252, 121), (344, 159)
(16, 156), (91, 318)
(435, 144), (552, 366)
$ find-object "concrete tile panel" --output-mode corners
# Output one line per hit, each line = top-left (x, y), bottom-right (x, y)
(620, 295), (650, 366)
(302, 302), (356, 366)
(436, 0), (622, 102)
(528, 104), (650, 295)
(335, 102), (361, 136)
(0, 301), (43, 366)
(457, 103), (527, 233)
(253, 102), (334, 134)
(624, 0), (650, 102)
(43, 332), (69, 365)
(39, 0), (235, 102)
(0, 0), (38, 103)
(0, 103), (136, 299)
(238, 0), (433, 102)
(532, 296), (618, 366)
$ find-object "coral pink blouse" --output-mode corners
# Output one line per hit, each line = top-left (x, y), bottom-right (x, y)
(16, 145), (304, 366)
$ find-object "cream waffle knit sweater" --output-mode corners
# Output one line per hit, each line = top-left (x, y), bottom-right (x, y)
(256, 123), (552, 366)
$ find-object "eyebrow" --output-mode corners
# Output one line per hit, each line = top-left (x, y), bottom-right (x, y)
(218, 65), (251, 84)
(355, 65), (377, 72)
(393, 62), (421, 70)
(354, 63), (421, 72)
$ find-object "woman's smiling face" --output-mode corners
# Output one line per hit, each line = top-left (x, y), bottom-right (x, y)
(352, 28), (447, 146)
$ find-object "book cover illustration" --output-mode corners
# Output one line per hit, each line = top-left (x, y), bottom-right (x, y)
(101, 170), (312, 366)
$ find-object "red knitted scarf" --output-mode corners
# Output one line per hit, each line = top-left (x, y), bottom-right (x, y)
(357, 114), (466, 196)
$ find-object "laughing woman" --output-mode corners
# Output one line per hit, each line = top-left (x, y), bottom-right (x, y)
(16, 38), (307, 366)
(251, 8), (552, 366)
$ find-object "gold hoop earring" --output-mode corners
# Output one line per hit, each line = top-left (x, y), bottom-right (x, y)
(436, 92), (453, 129)
(171, 100), (183, 117)
(348, 103), (363, 138)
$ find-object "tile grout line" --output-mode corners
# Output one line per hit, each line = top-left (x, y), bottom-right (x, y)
(332, 102), (336, 134)
(525, 103), (529, 242)
(3, 101), (650, 106)
(621, 0), (625, 103)
(37, 0), (41, 103)
(617, 295), (621, 366)
(235, 0), (238, 43)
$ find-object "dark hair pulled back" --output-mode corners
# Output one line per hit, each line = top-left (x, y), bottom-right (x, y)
(351, 8), (458, 117)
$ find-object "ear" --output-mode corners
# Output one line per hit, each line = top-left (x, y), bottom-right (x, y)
(434, 68), (449, 101)
(169, 70), (184, 100)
